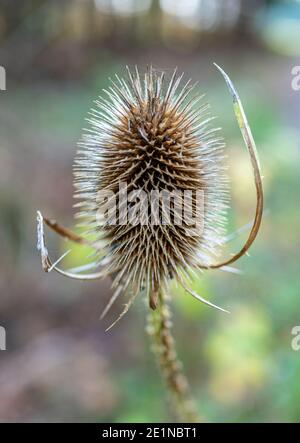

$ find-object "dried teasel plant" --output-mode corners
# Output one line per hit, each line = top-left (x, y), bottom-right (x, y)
(37, 64), (263, 422)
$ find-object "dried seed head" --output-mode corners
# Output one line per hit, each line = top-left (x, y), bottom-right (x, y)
(73, 66), (229, 310)
(36, 64), (263, 423)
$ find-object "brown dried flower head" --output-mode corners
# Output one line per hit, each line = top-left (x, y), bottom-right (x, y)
(37, 64), (263, 329)
(37, 64), (263, 422)
(74, 66), (229, 315)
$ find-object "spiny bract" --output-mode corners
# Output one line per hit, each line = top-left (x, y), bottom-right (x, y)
(74, 66), (229, 316)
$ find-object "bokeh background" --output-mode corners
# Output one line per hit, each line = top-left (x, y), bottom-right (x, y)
(0, 0), (300, 423)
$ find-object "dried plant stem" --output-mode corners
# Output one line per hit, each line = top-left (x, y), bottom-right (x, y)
(147, 291), (200, 423)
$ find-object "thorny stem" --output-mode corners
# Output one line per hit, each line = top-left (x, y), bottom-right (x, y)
(147, 290), (200, 423)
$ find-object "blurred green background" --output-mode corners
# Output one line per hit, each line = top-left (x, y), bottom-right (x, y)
(0, 0), (300, 423)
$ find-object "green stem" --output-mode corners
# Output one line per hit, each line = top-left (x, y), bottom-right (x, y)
(147, 290), (201, 423)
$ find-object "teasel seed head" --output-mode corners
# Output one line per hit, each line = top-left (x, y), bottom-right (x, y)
(37, 64), (263, 322)
(73, 66), (229, 315)
(37, 64), (263, 422)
